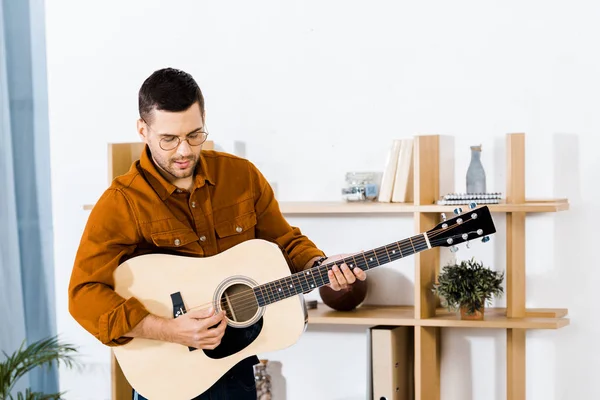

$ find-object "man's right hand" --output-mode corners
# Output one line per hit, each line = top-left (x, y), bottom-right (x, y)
(168, 307), (227, 349)
(125, 306), (227, 350)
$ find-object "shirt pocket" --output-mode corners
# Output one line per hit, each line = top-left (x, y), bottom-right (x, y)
(150, 228), (203, 256)
(214, 211), (257, 251)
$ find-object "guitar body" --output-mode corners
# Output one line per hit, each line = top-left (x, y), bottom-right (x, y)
(112, 239), (308, 400)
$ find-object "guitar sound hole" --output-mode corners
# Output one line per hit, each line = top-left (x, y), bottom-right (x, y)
(203, 282), (263, 360)
(221, 283), (258, 324)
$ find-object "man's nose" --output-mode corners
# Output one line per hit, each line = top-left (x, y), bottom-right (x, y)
(176, 139), (193, 157)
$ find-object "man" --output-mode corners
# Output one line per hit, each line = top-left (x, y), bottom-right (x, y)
(68, 67), (366, 399)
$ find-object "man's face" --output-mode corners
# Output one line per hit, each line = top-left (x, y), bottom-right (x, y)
(138, 102), (206, 182)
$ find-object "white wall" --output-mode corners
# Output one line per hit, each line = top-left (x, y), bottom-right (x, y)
(45, 1), (599, 399)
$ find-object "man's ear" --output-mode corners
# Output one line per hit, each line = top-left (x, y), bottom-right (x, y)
(137, 118), (148, 143)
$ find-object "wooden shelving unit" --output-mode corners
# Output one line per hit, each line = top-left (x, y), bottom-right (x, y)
(296, 133), (569, 400)
(93, 135), (567, 400)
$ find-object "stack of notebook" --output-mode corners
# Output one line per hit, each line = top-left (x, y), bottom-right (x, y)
(436, 192), (502, 205)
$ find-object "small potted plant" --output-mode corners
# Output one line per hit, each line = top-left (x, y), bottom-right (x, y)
(432, 257), (504, 320)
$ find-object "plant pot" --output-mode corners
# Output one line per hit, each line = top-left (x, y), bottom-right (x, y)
(460, 305), (485, 320)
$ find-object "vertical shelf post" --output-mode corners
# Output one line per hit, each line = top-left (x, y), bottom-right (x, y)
(413, 135), (441, 400)
(506, 133), (526, 400)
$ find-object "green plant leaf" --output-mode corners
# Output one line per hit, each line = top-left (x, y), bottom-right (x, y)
(0, 335), (79, 399)
(432, 257), (504, 313)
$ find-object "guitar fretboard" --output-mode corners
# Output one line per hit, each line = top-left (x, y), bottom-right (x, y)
(253, 233), (430, 307)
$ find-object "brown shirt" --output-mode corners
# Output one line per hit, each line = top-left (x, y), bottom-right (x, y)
(68, 146), (325, 346)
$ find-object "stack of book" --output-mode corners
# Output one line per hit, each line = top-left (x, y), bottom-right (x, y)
(377, 138), (414, 203)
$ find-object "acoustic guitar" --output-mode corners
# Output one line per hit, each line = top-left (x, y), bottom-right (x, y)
(112, 205), (496, 399)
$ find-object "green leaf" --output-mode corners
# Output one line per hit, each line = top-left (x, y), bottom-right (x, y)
(432, 257), (505, 312)
(0, 335), (79, 399)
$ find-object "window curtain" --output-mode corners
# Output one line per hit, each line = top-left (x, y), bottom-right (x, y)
(0, 0), (58, 395)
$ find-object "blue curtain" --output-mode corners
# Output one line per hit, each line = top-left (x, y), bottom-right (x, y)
(0, 0), (57, 395)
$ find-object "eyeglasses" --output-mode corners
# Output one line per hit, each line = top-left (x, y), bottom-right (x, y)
(158, 131), (209, 151)
(141, 117), (209, 151)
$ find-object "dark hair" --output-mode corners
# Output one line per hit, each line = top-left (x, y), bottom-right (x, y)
(138, 67), (205, 123)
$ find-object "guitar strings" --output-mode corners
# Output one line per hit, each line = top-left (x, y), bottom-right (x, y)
(179, 215), (478, 318)
(188, 216), (479, 318)
(206, 234), (449, 318)
(183, 217), (475, 317)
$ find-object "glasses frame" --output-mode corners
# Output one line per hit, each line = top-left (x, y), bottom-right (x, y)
(140, 116), (209, 151)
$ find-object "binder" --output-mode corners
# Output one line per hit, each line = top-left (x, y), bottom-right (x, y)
(368, 326), (414, 400)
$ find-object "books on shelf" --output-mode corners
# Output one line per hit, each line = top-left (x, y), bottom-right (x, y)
(378, 138), (414, 203)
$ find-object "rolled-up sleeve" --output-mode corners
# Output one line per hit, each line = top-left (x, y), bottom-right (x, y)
(68, 189), (149, 346)
(250, 163), (325, 272)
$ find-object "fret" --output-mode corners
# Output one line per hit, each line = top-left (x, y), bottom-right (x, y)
(309, 269), (320, 290)
(318, 265), (330, 285)
(281, 278), (289, 298)
(394, 241), (404, 258)
(408, 236), (416, 253)
(387, 244), (402, 261)
(360, 251), (370, 270)
(298, 273), (309, 294)
(383, 246), (392, 263)
(372, 249), (381, 266)
(262, 283), (272, 305)
(298, 271), (311, 293)
(279, 278), (289, 298)
(353, 256), (368, 271)
(366, 250), (379, 269)
(349, 255), (360, 271)
(281, 277), (291, 296)
(254, 287), (265, 307)
(399, 238), (413, 256)
(375, 247), (391, 264)
(270, 281), (280, 302)
(412, 235), (426, 252)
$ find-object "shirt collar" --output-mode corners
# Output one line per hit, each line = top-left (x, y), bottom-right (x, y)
(139, 145), (215, 200)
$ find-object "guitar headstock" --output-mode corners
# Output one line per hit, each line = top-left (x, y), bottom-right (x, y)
(426, 204), (496, 251)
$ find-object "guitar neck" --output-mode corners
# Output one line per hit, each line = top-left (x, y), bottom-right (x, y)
(253, 232), (431, 307)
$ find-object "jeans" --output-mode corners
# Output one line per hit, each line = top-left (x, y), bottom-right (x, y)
(132, 356), (258, 400)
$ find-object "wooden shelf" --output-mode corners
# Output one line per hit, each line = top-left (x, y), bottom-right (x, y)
(308, 304), (416, 326)
(307, 304), (569, 329)
(278, 199), (569, 215)
(83, 198), (568, 213)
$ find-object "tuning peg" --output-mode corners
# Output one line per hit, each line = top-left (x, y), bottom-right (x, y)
(449, 245), (459, 253)
(453, 207), (463, 215)
(441, 212), (447, 221)
(481, 236), (490, 243)
(469, 202), (478, 209)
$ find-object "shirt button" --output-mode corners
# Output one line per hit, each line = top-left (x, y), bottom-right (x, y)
(191, 202), (196, 208)
(199, 235), (206, 242)
(235, 226), (243, 233)
(176, 189), (182, 193)
(174, 239), (181, 246)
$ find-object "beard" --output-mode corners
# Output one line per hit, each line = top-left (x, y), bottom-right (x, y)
(153, 153), (199, 180)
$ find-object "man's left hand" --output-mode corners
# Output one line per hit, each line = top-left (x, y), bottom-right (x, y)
(323, 254), (367, 291)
